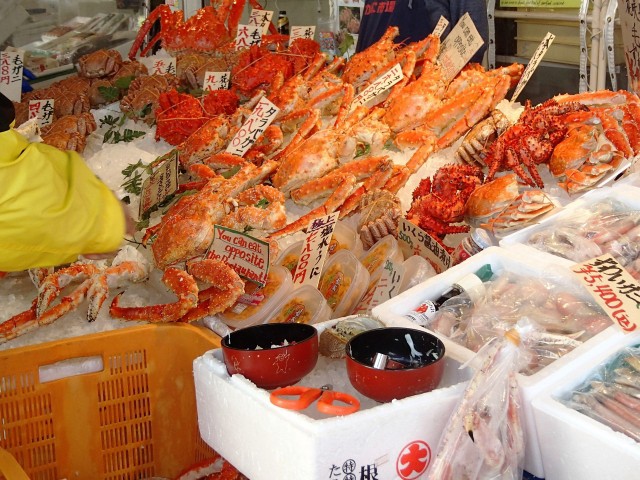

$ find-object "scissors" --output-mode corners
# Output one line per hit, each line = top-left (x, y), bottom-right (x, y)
(270, 384), (360, 415)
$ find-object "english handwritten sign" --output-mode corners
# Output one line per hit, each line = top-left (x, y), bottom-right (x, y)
(209, 226), (270, 287)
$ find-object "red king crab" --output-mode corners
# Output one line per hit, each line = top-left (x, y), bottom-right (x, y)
(407, 164), (484, 251)
(483, 99), (589, 188)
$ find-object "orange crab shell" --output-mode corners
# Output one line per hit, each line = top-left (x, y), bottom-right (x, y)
(464, 173), (521, 227)
(155, 89), (208, 145)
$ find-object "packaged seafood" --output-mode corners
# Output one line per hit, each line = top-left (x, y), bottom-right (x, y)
(275, 240), (303, 276)
(267, 285), (331, 325)
(318, 250), (370, 319)
(218, 266), (292, 329)
(359, 235), (403, 289)
(328, 221), (363, 258)
(399, 255), (437, 294)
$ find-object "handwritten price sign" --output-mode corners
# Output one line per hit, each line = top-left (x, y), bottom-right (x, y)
(139, 152), (179, 218)
(0, 50), (23, 102)
(432, 16), (450, 38)
(209, 225), (270, 287)
(572, 254), (640, 333)
(203, 71), (230, 91)
(293, 213), (339, 288)
(225, 97), (279, 156)
(438, 13), (483, 82)
(249, 9), (274, 35)
(139, 55), (176, 75)
(352, 63), (403, 108)
(353, 258), (405, 314)
(28, 99), (55, 126)
(290, 26), (316, 41)
(511, 32), (555, 102)
(397, 218), (452, 274)
(236, 24), (263, 50)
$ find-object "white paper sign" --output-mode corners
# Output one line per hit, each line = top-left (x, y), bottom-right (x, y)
(511, 32), (555, 102)
(293, 213), (339, 288)
(438, 13), (483, 81)
(290, 26), (316, 41)
(397, 218), (452, 274)
(432, 16), (450, 38)
(139, 55), (176, 75)
(28, 99), (55, 126)
(621, 4), (640, 94)
(352, 63), (403, 107)
(209, 226), (270, 287)
(225, 97), (280, 156)
(164, 0), (182, 12)
(139, 153), (179, 218)
(203, 71), (231, 91)
(235, 24), (263, 50)
(572, 254), (640, 334)
(249, 9), (274, 35)
(0, 51), (23, 102)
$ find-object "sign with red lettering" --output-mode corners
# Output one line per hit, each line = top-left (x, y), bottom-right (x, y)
(28, 99), (55, 126)
(353, 258), (405, 314)
(572, 254), (640, 334)
(352, 63), (403, 108)
(225, 97), (279, 156)
(438, 13), (483, 82)
(139, 152), (179, 218)
(293, 213), (339, 288)
(397, 218), (452, 273)
(203, 71), (230, 91)
(235, 24), (263, 49)
(209, 225), (270, 287)
(139, 55), (176, 75)
(0, 50), (23, 102)
(396, 440), (431, 479)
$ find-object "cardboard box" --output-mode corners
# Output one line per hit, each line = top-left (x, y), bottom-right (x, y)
(194, 320), (472, 480)
(372, 246), (622, 478)
(532, 331), (640, 480)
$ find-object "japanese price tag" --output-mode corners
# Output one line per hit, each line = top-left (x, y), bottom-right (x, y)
(164, 0), (182, 12)
(203, 71), (231, 91)
(235, 24), (263, 50)
(28, 99), (55, 127)
(572, 254), (640, 334)
(438, 13), (483, 82)
(138, 152), (179, 218)
(290, 26), (316, 41)
(432, 16), (450, 38)
(352, 63), (403, 108)
(139, 55), (176, 75)
(249, 9), (274, 35)
(225, 97), (279, 156)
(208, 225), (270, 287)
(621, 2), (640, 94)
(397, 217), (452, 274)
(0, 50), (23, 102)
(511, 32), (555, 102)
(293, 212), (339, 288)
(353, 258), (405, 314)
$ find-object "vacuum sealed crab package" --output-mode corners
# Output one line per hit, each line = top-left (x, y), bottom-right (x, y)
(426, 330), (525, 480)
(560, 343), (640, 442)
(425, 266), (612, 375)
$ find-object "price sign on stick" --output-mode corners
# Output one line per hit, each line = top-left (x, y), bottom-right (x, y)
(432, 16), (450, 38)
(28, 99), (55, 127)
(249, 9), (274, 35)
(293, 212), (339, 288)
(225, 97), (279, 157)
(235, 24), (263, 50)
(438, 13), (483, 82)
(511, 32), (555, 102)
(290, 26), (316, 41)
(572, 254), (640, 334)
(203, 71), (231, 91)
(352, 63), (403, 108)
(397, 218), (452, 274)
(208, 226), (270, 287)
(139, 55), (176, 75)
(139, 152), (179, 218)
(0, 50), (23, 102)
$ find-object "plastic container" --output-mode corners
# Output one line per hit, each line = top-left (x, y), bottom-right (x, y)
(328, 221), (363, 258)
(359, 235), (404, 288)
(399, 255), (437, 293)
(276, 240), (303, 276)
(267, 284), (332, 325)
(218, 266), (292, 329)
(451, 228), (496, 265)
(317, 250), (370, 319)
(0, 324), (220, 480)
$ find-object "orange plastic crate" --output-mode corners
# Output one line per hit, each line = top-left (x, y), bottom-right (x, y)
(0, 324), (221, 480)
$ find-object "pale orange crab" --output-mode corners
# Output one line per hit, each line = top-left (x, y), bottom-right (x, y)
(77, 49), (123, 78)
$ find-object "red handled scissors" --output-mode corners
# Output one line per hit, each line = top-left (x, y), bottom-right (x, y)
(270, 384), (360, 415)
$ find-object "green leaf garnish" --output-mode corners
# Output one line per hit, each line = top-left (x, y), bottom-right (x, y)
(355, 143), (371, 158)
(98, 86), (120, 102)
(255, 198), (269, 209)
(221, 165), (242, 179)
(113, 75), (134, 90)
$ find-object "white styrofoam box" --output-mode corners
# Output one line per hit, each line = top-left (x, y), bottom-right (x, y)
(372, 246), (624, 478)
(194, 320), (472, 480)
(532, 330), (640, 480)
(500, 183), (640, 255)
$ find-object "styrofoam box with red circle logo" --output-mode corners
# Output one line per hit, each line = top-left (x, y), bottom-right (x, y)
(193, 319), (472, 480)
(532, 330), (640, 480)
(371, 246), (625, 478)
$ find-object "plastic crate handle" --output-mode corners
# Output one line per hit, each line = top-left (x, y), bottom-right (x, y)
(0, 447), (30, 480)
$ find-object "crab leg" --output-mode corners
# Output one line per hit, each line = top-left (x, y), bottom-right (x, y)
(110, 268), (198, 323)
(128, 5), (177, 59)
(383, 165), (411, 194)
(269, 175), (357, 239)
(38, 279), (94, 326)
(338, 158), (395, 217)
(271, 109), (321, 162)
(0, 300), (38, 344)
(37, 263), (101, 317)
(405, 137), (437, 173)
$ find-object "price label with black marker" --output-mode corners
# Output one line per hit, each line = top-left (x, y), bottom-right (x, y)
(290, 26), (316, 41)
(511, 32), (555, 103)
(352, 63), (403, 108)
(28, 99), (55, 127)
(397, 218), (452, 274)
(203, 71), (231, 91)
(225, 97), (280, 157)
(249, 9), (274, 35)
(438, 13), (483, 82)
(0, 50), (23, 102)
(235, 24), (263, 49)
(293, 212), (339, 288)
(138, 152), (179, 218)
(432, 16), (450, 38)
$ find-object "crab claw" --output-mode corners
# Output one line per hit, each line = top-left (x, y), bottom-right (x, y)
(109, 268), (198, 323)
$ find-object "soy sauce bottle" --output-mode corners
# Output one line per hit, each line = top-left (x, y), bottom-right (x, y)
(404, 264), (494, 326)
(277, 11), (290, 35)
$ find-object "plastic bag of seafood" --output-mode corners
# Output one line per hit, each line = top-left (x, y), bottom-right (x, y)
(426, 330), (525, 480)
(372, 246), (624, 478)
(532, 330), (640, 480)
(193, 318), (473, 480)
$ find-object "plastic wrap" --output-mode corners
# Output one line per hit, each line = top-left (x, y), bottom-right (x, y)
(560, 344), (640, 443)
(427, 269), (611, 375)
(427, 332), (524, 479)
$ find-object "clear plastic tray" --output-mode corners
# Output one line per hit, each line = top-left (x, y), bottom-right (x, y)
(317, 250), (370, 319)
(266, 285), (332, 325)
(359, 235), (404, 288)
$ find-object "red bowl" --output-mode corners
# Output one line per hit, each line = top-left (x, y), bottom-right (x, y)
(221, 323), (319, 389)
(346, 327), (445, 403)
